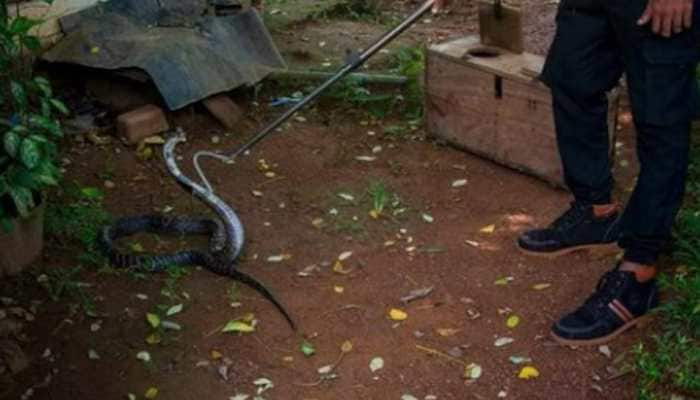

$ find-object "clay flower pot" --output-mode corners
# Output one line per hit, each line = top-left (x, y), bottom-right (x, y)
(0, 203), (45, 278)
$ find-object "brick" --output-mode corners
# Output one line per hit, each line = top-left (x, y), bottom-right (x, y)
(202, 94), (244, 131)
(116, 104), (170, 144)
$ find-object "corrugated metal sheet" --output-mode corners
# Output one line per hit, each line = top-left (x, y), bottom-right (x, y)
(43, 0), (286, 110)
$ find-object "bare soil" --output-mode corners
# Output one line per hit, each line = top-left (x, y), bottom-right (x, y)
(1, 2), (647, 400)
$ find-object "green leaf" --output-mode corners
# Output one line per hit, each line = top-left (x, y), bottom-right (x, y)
(33, 160), (59, 186)
(146, 313), (161, 328)
(9, 17), (40, 35)
(21, 35), (41, 52)
(0, 218), (12, 234)
(50, 99), (69, 115)
(19, 138), (40, 169)
(29, 115), (62, 138)
(3, 130), (21, 158)
(221, 320), (255, 333)
(34, 77), (52, 97)
(9, 186), (34, 218)
(166, 304), (183, 316)
(80, 187), (103, 199)
(0, 176), (8, 196)
(9, 167), (35, 188)
(300, 340), (315, 357)
(10, 80), (27, 109)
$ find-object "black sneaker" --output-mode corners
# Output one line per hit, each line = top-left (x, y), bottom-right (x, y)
(551, 267), (658, 346)
(518, 202), (621, 257)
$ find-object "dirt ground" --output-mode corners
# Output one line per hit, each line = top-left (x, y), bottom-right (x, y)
(1, 2), (648, 400)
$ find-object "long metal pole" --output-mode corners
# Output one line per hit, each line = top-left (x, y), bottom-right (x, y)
(229, 0), (436, 158)
(192, 0), (436, 192)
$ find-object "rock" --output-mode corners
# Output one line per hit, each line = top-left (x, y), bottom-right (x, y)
(116, 104), (170, 145)
(0, 340), (29, 374)
(202, 94), (244, 130)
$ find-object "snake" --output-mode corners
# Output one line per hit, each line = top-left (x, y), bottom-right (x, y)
(98, 131), (296, 330)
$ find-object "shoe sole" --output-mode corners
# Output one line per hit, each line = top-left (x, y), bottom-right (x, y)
(550, 315), (653, 347)
(517, 242), (621, 259)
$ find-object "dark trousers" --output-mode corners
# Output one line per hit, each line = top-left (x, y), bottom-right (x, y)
(541, 0), (700, 265)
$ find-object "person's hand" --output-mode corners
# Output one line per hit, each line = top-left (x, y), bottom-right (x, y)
(432, 0), (449, 13)
(638, 0), (694, 37)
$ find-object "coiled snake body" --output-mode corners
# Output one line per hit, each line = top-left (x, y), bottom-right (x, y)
(99, 133), (295, 329)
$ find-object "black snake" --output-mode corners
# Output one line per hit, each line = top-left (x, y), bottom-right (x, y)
(98, 132), (295, 330)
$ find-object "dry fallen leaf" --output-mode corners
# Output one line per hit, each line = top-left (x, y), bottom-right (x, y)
(369, 357), (384, 373)
(464, 363), (483, 380)
(144, 387), (159, 399)
(436, 328), (460, 337)
(334, 285), (345, 294)
(388, 308), (408, 321)
(341, 340), (353, 353)
(518, 366), (540, 379)
(506, 315), (520, 329)
(494, 337), (515, 347)
(480, 224), (496, 234)
(532, 283), (552, 291)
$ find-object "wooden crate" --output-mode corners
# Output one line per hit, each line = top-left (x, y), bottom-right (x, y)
(425, 36), (619, 188)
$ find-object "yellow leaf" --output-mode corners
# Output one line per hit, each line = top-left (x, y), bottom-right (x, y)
(480, 224), (496, 234)
(333, 261), (351, 275)
(145, 333), (162, 345)
(222, 320), (255, 333)
(436, 328), (460, 337)
(494, 277), (513, 286)
(241, 313), (255, 323)
(341, 340), (353, 353)
(146, 313), (160, 328)
(518, 366), (540, 379)
(388, 308), (408, 321)
(506, 315), (520, 329)
(334, 285), (345, 294)
(130, 243), (145, 253)
(532, 283), (552, 291)
(144, 387), (159, 399)
(211, 350), (222, 360)
(369, 209), (380, 219)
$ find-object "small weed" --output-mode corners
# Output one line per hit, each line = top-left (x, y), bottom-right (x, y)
(45, 184), (111, 267)
(312, 0), (385, 22)
(38, 266), (97, 316)
(390, 47), (426, 119)
(368, 180), (388, 217)
(325, 76), (395, 118)
(161, 264), (191, 301)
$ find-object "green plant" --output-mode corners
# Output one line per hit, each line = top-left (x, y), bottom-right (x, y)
(45, 185), (111, 265)
(368, 180), (388, 217)
(0, 0), (68, 232)
(390, 46), (425, 119)
(38, 265), (97, 316)
(325, 75), (395, 118)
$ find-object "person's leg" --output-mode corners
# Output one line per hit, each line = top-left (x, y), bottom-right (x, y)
(551, 0), (700, 346)
(518, 0), (625, 256)
(610, 1), (699, 275)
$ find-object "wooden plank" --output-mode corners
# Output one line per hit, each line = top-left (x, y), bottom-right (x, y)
(426, 51), (499, 154)
(428, 35), (545, 85)
(478, 0), (524, 53)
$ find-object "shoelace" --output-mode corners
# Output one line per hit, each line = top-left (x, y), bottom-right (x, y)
(550, 202), (588, 232)
(581, 270), (630, 318)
